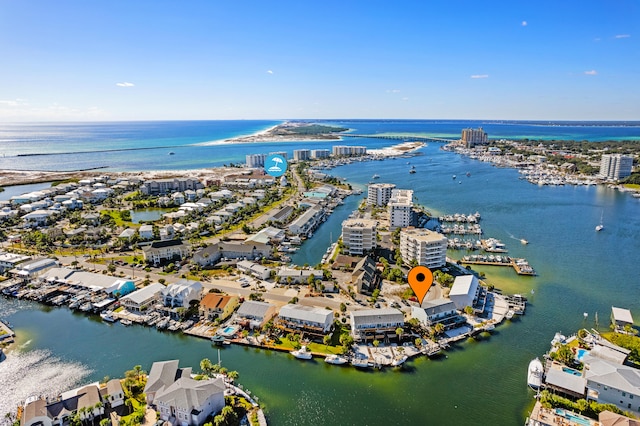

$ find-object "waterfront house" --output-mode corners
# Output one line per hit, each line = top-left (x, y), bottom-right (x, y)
(145, 360), (226, 426)
(121, 283), (165, 313)
(350, 255), (381, 295)
(269, 205), (294, 224)
(449, 275), (480, 311)
(236, 300), (277, 329)
(161, 279), (203, 309)
(199, 293), (239, 321)
(276, 304), (333, 335)
(288, 205), (324, 235)
(411, 299), (462, 329)
(611, 306), (634, 332)
(350, 308), (405, 342)
(543, 361), (587, 399)
(583, 355), (640, 414)
(102, 379), (125, 408)
(192, 240), (272, 267)
(22, 384), (105, 426)
(142, 239), (189, 267)
(40, 268), (136, 298)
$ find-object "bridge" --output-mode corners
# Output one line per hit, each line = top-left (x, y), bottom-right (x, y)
(340, 134), (458, 143)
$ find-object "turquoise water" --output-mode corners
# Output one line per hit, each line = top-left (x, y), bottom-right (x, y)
(555, 408), (593, 425)
(1, 121), (640, 425)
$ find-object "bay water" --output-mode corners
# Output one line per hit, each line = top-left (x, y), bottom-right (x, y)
(1, 120), (640, 425)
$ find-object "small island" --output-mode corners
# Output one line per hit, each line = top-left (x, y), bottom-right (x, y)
(224, 122), (349, 143)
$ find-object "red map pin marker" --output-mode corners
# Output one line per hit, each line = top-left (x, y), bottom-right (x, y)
(408, 265), (433, 305)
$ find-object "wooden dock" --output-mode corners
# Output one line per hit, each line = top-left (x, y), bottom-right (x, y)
(459, 258), (536, 276)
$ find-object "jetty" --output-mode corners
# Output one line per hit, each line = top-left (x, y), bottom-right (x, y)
(460, 256), (536, 276)
(0, 319), (15, 344)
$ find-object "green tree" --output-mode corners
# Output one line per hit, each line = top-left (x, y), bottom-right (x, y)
(323, 334), (331, 348)
(395, 327), (403, 342)
(434, 323), (445, 336)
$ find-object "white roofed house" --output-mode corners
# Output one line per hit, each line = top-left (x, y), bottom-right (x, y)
(411, 299), (464, 330)
(22, 209), (56, 228)
(161, 279), (203, 318)
(611, 306), (635, 333)
(350, 308), (405, 343)
(236, 260), (271, 280)
(138, 224), (155, 240)
(583, 356), (640, 415)
(449, 275), (480, 311)
(9, 257), (58, 282)
(236, 300), (277, 329)
(142, 239), (189, 267)
(277, 304), (333, 337)
(144, 360), (225, 426)
(121, 282), (165, 313)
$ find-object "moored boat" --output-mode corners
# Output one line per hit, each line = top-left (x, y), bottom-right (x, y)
(391, 355), (408, 366)
(527, 357), (543, 390)
(100, 311), (116, 323)
(291, 345), (313, 360)
(324, 354), (348, 365)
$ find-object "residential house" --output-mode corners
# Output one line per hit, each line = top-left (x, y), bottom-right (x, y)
(22, 384), (105, 426)
(350, 255), (381, 295)
(277, 267), (323, 285)
(0, 252), (30, 274)
(277, 304), (333, 334)
(236, 300), (277, 329)
(449, 275), (480, 311)
(102, 379), (125, 408)
(192, 241), (271, 268)
(138, 224), (154, 240)
(236, 260), (271, 280)
(23, 209), (56, 227)
(121, 283), (165, 313)
(411, 299), (462, 330)
(161, 280), (203, 308)
(199, 293), (239, 321)
(142, 239), (189, 267)
(288, 205), (324, 236)
(350, 308), (405, 342)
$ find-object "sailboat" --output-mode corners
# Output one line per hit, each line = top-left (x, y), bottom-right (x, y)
(595, 211), (604, 232)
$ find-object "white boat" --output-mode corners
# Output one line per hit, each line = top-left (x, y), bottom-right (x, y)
(372, 174), (380, 179)
(527, 358), (543, 390)
(120, 319), (132, 326)
(291, 345), (313, 360)
(324, 354), (348, 365)
(505, 310), (515, 320)
(520, 239), (529, 245)
(595, 211), (604, 231)
(351, 356), (372, 368)
(100, 311), (116, 322)
(391, 355), (408, 366)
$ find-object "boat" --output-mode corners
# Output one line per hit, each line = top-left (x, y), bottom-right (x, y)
(595, 211), (604, 231)
(324, 354), (349, 365)
(391, 355), (408, 366)
(351, 358), (373, 368)
(291, 345), (313, 360)
(100, 311), (116, 322)
(505, 310), (515, 320)
(452, 175), (456, 180)
(527, 358), (544, 390)
(409, 169), (416, 174)
(372, 174), (380, 179)
(520, 239), (529, 245)
(168, 151), (175, 155)
(211, 335), (226, 346)
(120, 319), (132, 326)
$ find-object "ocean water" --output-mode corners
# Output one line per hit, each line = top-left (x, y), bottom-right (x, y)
(0, 120), (639, 172)
(1, 120), (640, 425)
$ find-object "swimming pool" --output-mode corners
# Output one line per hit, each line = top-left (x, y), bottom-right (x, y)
(562, 366), (583, 376)
(218, 325), (239, 337)
(554, 408), (593, 425)
(222, 326), (235, 334)
(576, 348), (589, 362)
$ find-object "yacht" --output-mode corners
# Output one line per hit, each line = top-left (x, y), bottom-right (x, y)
(100, 311), (116, 322)
(527, 358), (543, 390)
(372, 174), (380, 179)
(391, 355), (408, 366)
(351, 358), (373, 368)
(120, 319), (132, 326)
(291, 345), (313, 360)
(520, 239), (529, 245)
(595, 211), (604, 231)
(324, 354), (349, 365)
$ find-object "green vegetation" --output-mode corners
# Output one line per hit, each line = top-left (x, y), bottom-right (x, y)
(604, 332), (640, 365)
(539, 390), (634, 419)
(621, 173), (640, 186)
(281, 124), (348, 135)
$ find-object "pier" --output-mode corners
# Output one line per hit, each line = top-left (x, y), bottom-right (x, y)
(460, 257), (536, 276)
(341, 134), (457, 143)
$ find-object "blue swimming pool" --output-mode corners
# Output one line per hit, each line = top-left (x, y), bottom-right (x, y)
(562, 366), (582, 376)
(576, 348), (589, 362)
(222, 326), (235, 334)
(555, 408), (592, 425)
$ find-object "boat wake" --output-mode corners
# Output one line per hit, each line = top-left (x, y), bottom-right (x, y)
(0, 349), (92, 420)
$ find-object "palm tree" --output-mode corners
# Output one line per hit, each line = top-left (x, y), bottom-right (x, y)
(227, 370), (239, 382)
(323, 334), (331, 349)
(434, 323), (445, 336)
(200, 358), (214, 377)
(395, 327), (403, 342)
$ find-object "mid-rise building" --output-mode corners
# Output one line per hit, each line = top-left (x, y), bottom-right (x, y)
(388, 189), (414, 230)
(461, 127), (488, 148)
(331, 145), (367, 156)
(599, 154), (633, 181)
(311, 149), (330, 159)
(268, 151), (288, 159)
(367, 183), (396, 206)
(245, 153), (266, 168)
(341, 218), (377, 255)
(399, 227), (447, 268)
(293, 149), (311, 161)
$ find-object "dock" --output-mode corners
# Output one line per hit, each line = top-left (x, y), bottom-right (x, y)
(459, 256), (536, 276)
(0, 320), (16, 344)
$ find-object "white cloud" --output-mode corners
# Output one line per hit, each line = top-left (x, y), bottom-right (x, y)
(0, 98), (29, 107)
(584, 70), (598, 75)
(470, 74), (489, 79)
(267, 70), (274, 74)
(521, 21), (528, 27)
(402, 97), (409, 101)
(386, 89), (401, 93)
(615, 34), (631, 39)
(116, 82), (135, 87)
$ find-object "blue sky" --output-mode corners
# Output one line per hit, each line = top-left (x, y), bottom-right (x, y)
(0, 1), (637, 121)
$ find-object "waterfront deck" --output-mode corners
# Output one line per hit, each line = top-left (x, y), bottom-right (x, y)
(459, 257), (536, 276)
